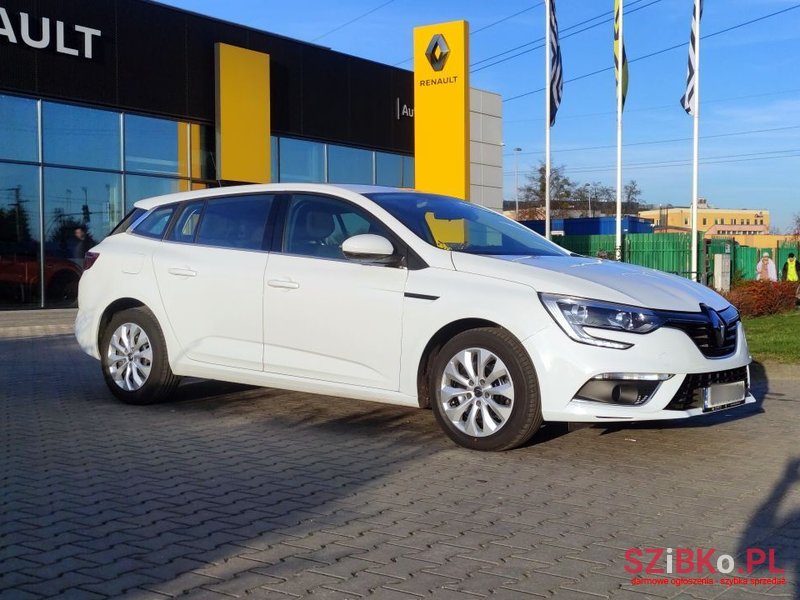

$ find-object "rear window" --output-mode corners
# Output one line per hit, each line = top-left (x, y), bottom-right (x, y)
(109, 208), (146, 236)
(131, 205), (176, 239)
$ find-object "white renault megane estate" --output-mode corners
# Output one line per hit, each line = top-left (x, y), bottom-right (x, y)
(75, 184), (755, 450)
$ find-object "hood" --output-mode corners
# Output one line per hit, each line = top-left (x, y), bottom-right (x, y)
(451, 253), (730, 313)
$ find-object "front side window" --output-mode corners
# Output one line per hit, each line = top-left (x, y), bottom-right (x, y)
(194, 195), (273, 250)
(367, 192), (568, 257)
(283, 194), (391, 260)
(132, 205), (176, 239)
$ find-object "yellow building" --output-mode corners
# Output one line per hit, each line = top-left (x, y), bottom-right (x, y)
(639, 200), (769, 236)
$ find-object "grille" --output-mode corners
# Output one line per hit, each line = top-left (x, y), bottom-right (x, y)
(665, 366), (749, 411)
(664, 305), (739, 358)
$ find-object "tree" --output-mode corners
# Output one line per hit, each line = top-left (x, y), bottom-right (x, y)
(517, 162), (575, 219)
(791, 213), (800, 238)
(623, 180), (641, 204)
(507, 164), (645, 220)
(622, 179), (642, 215)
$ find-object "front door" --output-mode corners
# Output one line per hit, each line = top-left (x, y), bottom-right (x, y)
(263, 193), (407, 389)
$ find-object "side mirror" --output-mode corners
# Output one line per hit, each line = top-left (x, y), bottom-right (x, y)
(342, 234), (396, 263)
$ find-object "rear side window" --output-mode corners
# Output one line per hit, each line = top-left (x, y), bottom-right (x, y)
(131, 205), (176, 239)
(168, 201), (205, 243)
(109, 208), (146, 236)
(195, 195), (274, 250)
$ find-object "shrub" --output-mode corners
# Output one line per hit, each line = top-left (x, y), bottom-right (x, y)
(724, 281), (798, 317)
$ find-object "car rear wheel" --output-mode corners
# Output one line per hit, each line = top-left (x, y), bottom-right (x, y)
(100, 307), (179, 405)
(430, 328), (542, 451)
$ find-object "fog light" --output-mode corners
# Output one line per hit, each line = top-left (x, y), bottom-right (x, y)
(592, 372), (673, 382)
(575, 373), (673, 406)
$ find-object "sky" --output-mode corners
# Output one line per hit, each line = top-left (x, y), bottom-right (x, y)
(158, 0), (800, 232)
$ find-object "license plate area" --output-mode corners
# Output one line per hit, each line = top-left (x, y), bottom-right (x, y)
(702, 381), (746, 411)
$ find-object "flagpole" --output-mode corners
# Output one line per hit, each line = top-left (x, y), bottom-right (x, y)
(690, 0), (701, 281)
(615, 0), (624, 261)
(545, 0), (552, 240)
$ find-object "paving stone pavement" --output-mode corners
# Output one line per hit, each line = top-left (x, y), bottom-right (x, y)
(1, 310), (798, 599)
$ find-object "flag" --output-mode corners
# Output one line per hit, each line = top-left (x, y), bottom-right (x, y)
(548, 0), (563, 126)
(614, 0), (629, 109)
(680, 0), (703, 115)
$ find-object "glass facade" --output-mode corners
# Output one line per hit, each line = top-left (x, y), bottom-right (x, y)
(0, 92), (413, 309)
(279, 137), (325, 183)
(0, 163), (41, 307)
(376, 152), (403, 187)
(124, 115), (185, 176)
(0, 94), (213, 308)
(0, 95), (38, 162)
(43, 102), (121, 170)
(272, 136), (413, 188)
(327, 144), (373, 185)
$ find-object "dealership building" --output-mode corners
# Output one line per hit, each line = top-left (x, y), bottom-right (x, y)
(0, 0), (502, 308)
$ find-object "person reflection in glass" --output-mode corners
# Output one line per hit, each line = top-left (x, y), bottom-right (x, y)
(69, 225), (93, 265)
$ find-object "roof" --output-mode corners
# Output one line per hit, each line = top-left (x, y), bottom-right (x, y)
(132, 183), (408, 210)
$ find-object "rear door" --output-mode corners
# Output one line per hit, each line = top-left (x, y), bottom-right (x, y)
(152, 194), (276, 371)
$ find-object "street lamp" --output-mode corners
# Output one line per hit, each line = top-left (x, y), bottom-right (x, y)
(513, 147), (522, 219)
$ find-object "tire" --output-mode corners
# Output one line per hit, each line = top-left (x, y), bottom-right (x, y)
(430, 327), (542, 451)
(100, 307), (179, 405)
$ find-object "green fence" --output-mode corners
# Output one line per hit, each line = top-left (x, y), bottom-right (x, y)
(551, 234), (617, 257)
(624, 233), (703, 276)
(734, 246), (758, 281)
(551, 232), (799, 284)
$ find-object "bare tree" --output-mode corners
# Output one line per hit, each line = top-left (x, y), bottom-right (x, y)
(518, 162), (575, 218)
(791, 213), (800, 238)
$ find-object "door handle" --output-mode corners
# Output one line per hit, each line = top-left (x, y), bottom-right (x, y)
(267, 279), (299, 290)
(168, 267), (197, 277)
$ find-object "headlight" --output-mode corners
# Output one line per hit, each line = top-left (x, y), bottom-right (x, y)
(540, 293), (665, 350)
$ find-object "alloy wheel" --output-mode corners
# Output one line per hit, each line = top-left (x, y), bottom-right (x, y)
(106, 322), (153, 391)
(439, 347), (515, 437)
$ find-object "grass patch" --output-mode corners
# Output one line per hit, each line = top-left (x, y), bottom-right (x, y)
(742, 310), (800, 364)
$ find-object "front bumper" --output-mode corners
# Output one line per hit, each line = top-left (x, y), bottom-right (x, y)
(524, 320), (755, 423)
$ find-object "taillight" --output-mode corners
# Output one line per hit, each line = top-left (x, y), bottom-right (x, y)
(84, 252), (100, 270)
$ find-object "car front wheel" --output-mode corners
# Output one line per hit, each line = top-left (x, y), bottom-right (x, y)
(430, 328), (542, 451)
(100, 307), (179, 405)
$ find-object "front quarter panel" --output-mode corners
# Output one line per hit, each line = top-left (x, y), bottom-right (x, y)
(399, 266), (547, 398)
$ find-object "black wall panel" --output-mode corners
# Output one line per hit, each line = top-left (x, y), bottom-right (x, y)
(35, 0), (118, 105)
(0, 0), (414, 154)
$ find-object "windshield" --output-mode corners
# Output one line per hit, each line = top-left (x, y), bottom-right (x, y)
(366, 192), (568, 257)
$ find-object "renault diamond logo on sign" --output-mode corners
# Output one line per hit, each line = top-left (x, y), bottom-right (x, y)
(425, 33), (450, 71)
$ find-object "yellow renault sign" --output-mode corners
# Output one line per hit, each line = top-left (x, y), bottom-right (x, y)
(414, 20), (469, 200)
(215, 43), (271, 183)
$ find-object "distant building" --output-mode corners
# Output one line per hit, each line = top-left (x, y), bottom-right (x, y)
(521, 216), (654, 236)
(638, 199), (769, 236)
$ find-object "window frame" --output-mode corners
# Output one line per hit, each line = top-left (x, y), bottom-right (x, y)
(162, 193), (281, 252)
(270, 192), (425, 269)
(130, 204), (179, 240)
(165, 200), (206, 245)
